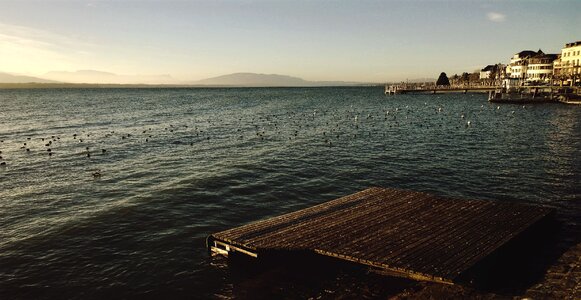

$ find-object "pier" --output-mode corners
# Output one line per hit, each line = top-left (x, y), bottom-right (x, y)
(207, 188), (553, 284)
(385, 83), (581, 105)
(385, 84), (496, 95)
(488, 86), (581, 104)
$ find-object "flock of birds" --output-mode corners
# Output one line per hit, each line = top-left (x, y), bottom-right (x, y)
(0, 102), (524, 176)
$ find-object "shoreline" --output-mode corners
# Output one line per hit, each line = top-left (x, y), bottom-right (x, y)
(0, 83), (382, 89)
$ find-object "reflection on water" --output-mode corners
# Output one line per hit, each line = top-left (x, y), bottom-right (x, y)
(0, 87), (579, 299)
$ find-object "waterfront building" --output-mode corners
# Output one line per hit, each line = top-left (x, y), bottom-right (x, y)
(480, 64), (505, 85)
(480, 65), (496, 80)
(526, 53), (558, 84)
(506, 49), (558, 85)
(508, 50), (537, 80)
(553, 41), (581, 86)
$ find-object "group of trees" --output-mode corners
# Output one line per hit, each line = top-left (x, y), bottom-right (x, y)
(436, 64), (504, 87)
(436, 71), (490, 86)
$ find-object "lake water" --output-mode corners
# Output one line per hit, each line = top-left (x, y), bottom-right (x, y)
(0, 87), (579, 299)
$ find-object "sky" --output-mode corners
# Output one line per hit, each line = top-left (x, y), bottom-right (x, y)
(0, 0), (579, 83)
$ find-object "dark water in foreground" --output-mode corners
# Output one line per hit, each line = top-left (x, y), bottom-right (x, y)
(0, 87), (579, 299)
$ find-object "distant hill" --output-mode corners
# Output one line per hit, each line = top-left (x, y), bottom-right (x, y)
(193, 73), (365, 87)
(43, 70), (177, 84)
(1, 70), (375, 87)
(0, 72), (59, 83)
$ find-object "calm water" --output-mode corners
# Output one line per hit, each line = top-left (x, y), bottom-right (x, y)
(0, 87), (579, 299)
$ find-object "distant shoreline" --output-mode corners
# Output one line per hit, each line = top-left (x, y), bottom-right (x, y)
(0, 83), (382, 89)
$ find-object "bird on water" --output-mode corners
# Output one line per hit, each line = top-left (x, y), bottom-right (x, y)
(91, 170), (102, 178)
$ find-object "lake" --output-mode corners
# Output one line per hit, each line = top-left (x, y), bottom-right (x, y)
(0, 87), (579, 299)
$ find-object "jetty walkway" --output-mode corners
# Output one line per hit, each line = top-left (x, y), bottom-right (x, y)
(386, 83), (581, 104)
(385, 85), (495, 95)
(207, 188), (553, 285)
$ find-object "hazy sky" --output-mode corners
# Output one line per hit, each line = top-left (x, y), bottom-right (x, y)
(1, 0), (579, 82)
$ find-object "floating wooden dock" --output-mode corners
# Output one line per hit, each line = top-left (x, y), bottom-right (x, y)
(207, 188), (553, 284)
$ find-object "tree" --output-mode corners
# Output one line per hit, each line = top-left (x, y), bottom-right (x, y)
(489, 67), (497, 80)
(436, 72), (450, 86)
(469, 72), (480, 83)
(450, 74), (460, 85)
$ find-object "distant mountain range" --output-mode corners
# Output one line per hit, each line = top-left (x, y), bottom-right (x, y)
(192, 73), (367, 87)
(0, 72), (59, 84)
(42, 70), (177, 84)
(0, 71), (378, 86)
(0, 70), (176, 85)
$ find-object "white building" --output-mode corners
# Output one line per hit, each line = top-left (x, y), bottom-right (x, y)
(506, 49), (557, 84)
(508, 50), (537, 79)
(526, 53), (558, 83)
(480, 65), (495, 80)
(479, 64), (505, 86)
(554, 41), (581, 85)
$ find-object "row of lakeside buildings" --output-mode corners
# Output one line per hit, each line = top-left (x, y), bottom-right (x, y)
(479, 40), (580, 87)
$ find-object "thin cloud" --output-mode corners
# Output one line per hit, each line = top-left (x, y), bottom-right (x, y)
(0, 22), (93, 52)
(0, 22), (94, 74)
(487, 12), (506, 23)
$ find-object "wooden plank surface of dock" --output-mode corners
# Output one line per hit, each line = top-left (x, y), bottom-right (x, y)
(207, 188), (553, 284)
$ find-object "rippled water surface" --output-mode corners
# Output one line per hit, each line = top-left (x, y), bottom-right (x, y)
(0, 87), (579, 299)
